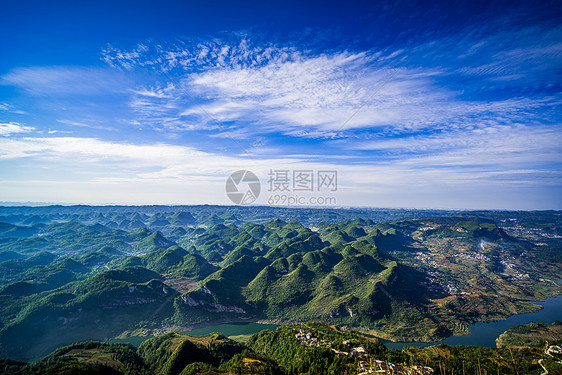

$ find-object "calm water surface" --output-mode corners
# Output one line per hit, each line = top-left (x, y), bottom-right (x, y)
(107, 322), (279, 347)
(383, 294), (562, 349)
(107, 296), (562, 350)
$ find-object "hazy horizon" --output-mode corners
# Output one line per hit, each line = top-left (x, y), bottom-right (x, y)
(0, 201), (559, 212)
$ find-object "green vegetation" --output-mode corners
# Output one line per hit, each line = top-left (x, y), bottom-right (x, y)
(0, 342), (147, 375)
(2, 322), (561, 374)
(0, 206), (560, 364)
(0, 267), (177, 360)
(496, 320), (562, 347)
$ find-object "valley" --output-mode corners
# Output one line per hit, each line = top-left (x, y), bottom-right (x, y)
(0, 206), (560, 366)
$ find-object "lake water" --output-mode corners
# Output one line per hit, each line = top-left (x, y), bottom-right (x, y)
(108, 295), (562, 350)
(182, 322), (280, 337)
(383, 294), (562, 350)
(107, 322), (279, 347)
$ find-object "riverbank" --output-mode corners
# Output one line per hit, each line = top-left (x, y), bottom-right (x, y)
(383, 293), (562, 349)
(108, 321), (280, 347)
(106, 293), (562, 350)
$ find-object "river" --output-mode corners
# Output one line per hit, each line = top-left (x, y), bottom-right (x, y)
(383, 294), (562, 349)
(108, 295), (562, 349)
(107, 322), (280, 347)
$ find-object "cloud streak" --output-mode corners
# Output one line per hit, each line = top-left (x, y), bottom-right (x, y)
(0, 122), (34, 136)
(0, 135), (558, 208)
(0, 66), (134, 96)
(99, 27), (561, 143)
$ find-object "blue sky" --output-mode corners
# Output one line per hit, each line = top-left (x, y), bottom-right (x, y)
(0, 0), (561, 209)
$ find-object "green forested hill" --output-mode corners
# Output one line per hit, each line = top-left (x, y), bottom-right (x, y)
(0, 208), (560, 361)
(0, 267), (178, 360)
(0, 205), (459, 229)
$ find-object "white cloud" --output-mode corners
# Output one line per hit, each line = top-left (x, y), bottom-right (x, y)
(0, 102), (27, 115)
(184, 54), (558, 135)
(0, 136), (301, 176)
(102, 35), (560, 140)
(209, 128), (253, 139)
(0, 135), (558, 189)
(0, 122), (34, 136)
(102, 37), (302, 73)
(0, 135), (559, 208)
(129, 84), (173, 98)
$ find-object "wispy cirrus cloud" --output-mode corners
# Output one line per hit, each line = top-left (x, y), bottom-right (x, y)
(458, 28), (562, 84)
(0, 122), (34, 136)
(352, 123), (562, 169)
(5, 27), (559, 141)
(100, 26), (561, 141)
(184, 57), (560, 136)
(0, 102), (27, 115)
(102, 37), (303, 73)
(0, 66), (133, 96)
(56, 119), (116, 132)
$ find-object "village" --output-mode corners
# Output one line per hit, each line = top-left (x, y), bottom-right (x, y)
(294, 329), (434, 375)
